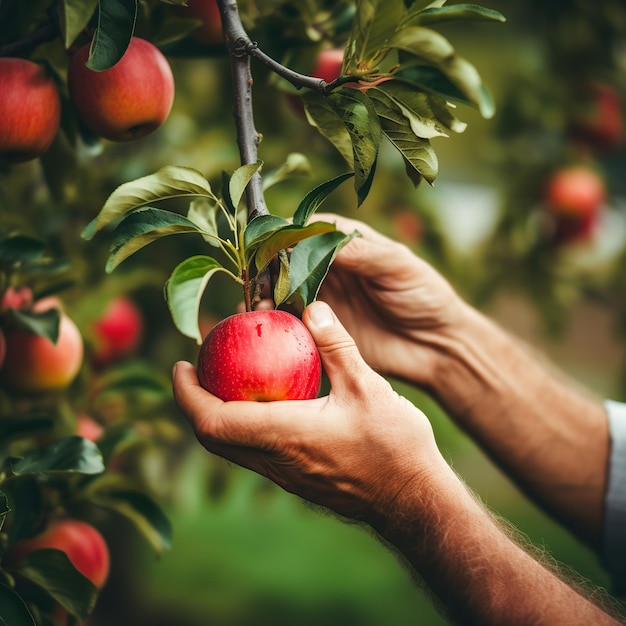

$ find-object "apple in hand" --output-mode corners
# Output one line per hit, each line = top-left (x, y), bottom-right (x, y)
(67, 37), (175, 142)
(7, 518), (110, 589)
(544, 165), (606, 243)
(176, 0), (223, 44)
(1, 298), (84, 394)
(0, 58), (61, 165)
(91, 295), (144, 366)
(197, 310), (322, 401)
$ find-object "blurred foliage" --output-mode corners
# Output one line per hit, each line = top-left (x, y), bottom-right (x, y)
(1, 0), (626, 624)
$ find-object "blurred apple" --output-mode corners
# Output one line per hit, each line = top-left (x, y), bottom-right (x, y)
(7, 518), (110, 589)
(68, 37), (175, 142)
(1, 298), (84, 394)
(91, 295), (143, 366)
(0, 58), (61, 164)
(76, 413), (104, 442)
(197, 310), (321, 401)
(176, 0), (223, 44)
(0, 286), (33, 311)
(544, 165), (606, 243)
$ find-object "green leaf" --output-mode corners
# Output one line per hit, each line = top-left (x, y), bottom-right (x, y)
(0, 235), (45, 263)
(262, 153), (312, 190)
(279, 230), (360, 314)
(87, 0), (138, 71)
(229, 161), (263, 210)
(0, 584), (35, 626)
(0, 490), (10, 531)
(344, 0), (405, 70)
(105, 207), (202, 273)
(11, 437), (105, 476)
(374, 81), (466, 136)
(414, 4), (506, 26)
(273, 250), (291, 307)
(301, 91), (354, 167)
(386, 26), (494, 118)
(326, 90), (382, 205)
(368, 87), (438, 184)
(90, 489), (172, 555)
(187, 198), (221, 247)
(293, 172), (354, 226)
(61, 0), (99, 48)
(165, 256), (233, 343)
(251, 222), (338, 274)
(11, 549), (98, 620)
(2, 307), (61, 343)
(243, 215), (290, 249)
(82, 165), (214, 240)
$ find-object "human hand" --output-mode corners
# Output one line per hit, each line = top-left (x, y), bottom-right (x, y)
(172, 300), (442, 526)
(313, 213), (466, 387)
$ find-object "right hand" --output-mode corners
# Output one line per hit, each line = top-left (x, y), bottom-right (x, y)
(314, 213), (466, 386)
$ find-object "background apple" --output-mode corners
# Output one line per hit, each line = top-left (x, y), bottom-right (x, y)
(197, 310), (322, 401)
(67, 37), (175, 142)
(176, 0), (223, 44)
(1, 298), (84, 394)
(544, 165), (607, 243)
(90, 295), (144, 366)
(7, 518), (110, 589)
(0, 286), (33, 311)
(0, 58), (61, 165)
(76, 413), (104, 442)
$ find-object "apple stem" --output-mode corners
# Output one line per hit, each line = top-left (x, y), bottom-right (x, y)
(242, 268), (252, 312)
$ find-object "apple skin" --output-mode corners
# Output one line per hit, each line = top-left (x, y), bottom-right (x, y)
(0, 58), (61, 165)
(0, 286), (33, 311)
(176, 0), (223, 44)
(197, 310), (322, 401)
(1, 298), (84, 394)
(7, 519), (110, 589)
(91, 295), (143, 366)
(544, 166), (606, 243)
(76, 413), (104, 442)
(67, 37), (175, 142)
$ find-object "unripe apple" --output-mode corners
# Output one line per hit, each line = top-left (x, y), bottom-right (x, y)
(91, 295), (143, 366)
(176, 0), (223, 44)
(197, 310), (321, 401)
(7, 519), (110, 588)
(0, 58), (61, 165)
(1, 298), (84, 394)
(544, 166), (606, 243)
(67, 37), (175, 142)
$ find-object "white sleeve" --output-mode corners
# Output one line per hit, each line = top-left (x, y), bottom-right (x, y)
(603, 399), (626, 595)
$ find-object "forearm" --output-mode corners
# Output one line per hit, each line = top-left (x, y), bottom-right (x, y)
(419, 303), (609, 547)
(376, 460), (621, 626)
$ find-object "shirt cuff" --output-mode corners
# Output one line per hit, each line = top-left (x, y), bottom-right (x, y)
(603, 399), (626, 595)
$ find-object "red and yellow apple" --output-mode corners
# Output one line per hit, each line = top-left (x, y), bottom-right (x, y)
(544, 165), (607, 243)
(176, 0), (223, 44)
(1, 298), (84, 394)
(7, 518), (110, 588)
(0, 58), (61, 164)
(67, 37), (175, 142)
(197, 310), (321, 401)
(90, 295), (143, 366)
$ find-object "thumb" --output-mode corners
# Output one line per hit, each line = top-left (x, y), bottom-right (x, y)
(303, 300), (371, 389)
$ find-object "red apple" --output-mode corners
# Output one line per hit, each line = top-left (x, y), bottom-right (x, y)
(176, 0), (223, 44)
(569, 82), (623, 152)
(0, 58), (61, 165)
(1, 298), (84, 394)
(0, 286), (33, 311)
(76, 413), (104, 442)
(91, 295), (143, 366)
(7, 519), (110, 588)
(197, 310), (321, 401)
(544, 166), (607, 243)
(67, 37), (175, 142)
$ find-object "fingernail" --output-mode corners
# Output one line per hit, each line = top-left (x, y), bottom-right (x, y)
(172, 362), (178, 378)
(309, 301), (334, 328)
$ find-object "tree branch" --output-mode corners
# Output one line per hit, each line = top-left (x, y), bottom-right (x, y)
(217, 0), (268, 221)
(0, 20), (59, 57)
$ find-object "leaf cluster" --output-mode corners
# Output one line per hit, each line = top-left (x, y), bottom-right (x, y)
(83, 160), (358, 343)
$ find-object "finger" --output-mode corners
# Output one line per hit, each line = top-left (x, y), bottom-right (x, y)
(303, 301), (376, 394)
